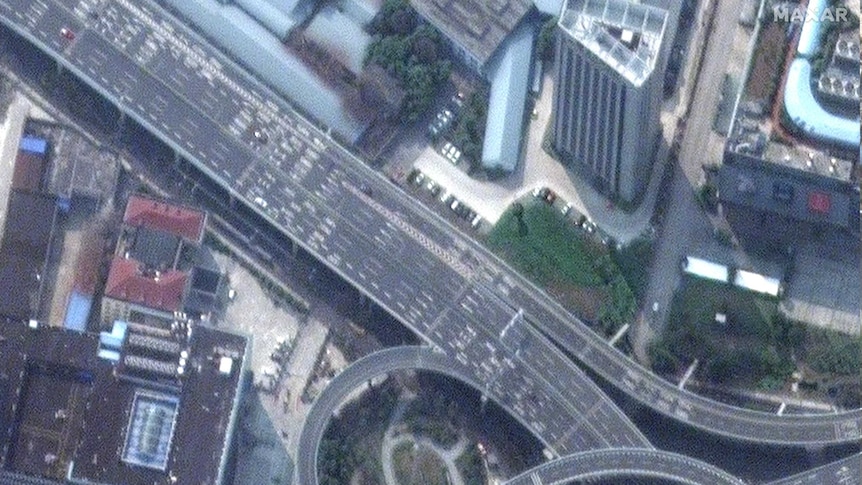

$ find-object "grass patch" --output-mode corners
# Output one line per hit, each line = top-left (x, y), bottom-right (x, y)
(455, 444), (487, 485)
(653, 277), (861, 397)
(318, 383), (400, 485)
(392, 442), (449, 485)
(486, 201), (635, 334)
(400, 392), (460, 448)
(487, 201), (603, 287)
(652, 277), (785, 384)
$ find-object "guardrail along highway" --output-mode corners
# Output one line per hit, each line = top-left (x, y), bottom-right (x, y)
(503, 448), (747, 485)
(0, 0), (648, 458)
(1, 0), (859, 449)
(296, 347), (656, 485)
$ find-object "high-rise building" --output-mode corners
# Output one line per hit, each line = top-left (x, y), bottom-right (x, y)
(553, 0), (669, 203)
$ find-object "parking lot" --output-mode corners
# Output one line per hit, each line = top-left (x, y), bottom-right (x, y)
(408, 72), (673, 245)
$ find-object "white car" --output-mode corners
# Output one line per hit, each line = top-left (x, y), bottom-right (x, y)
(253, 196), (268, 209)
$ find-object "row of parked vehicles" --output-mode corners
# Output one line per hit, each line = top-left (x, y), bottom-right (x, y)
(532, 186), (599, 235)
(408, 169), (482, 229)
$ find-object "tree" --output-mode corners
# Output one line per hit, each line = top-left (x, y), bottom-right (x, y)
(536, 16), (558, 61)
(511, 202), (527, 236)
(404, 64), (436, 120)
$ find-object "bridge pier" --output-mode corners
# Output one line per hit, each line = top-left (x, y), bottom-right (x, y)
(608, 323), (629, 346)
(678, 359), (699, 389)
(776, 402), (786, 415)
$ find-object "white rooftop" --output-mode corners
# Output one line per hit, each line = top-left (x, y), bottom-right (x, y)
(683, 256), (730, 284)
(558, 0), (668, 85)
(733, 270), (782, 297)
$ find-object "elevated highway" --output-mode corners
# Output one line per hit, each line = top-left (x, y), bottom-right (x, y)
(503, 449), (746, 485)
(766, 453), (861, 485)
(295, 346), (649, 485)
(1, 0), (859, 450)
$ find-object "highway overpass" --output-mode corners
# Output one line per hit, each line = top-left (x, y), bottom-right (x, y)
(503, 448), (746, 485)
(766, 453), (861, 485)
(1, 0), (859, 450)
(294, 346), (649, 485)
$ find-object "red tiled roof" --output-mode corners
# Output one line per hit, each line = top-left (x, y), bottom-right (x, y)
(104, 257), (187, 313)
(123, 195), (206, 242)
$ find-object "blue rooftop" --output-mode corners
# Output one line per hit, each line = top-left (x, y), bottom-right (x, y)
(19, 136), (48, 156)
(796, 0), (827, 58)
(784, 60), (860, 149)
(122, 391), (180, 471)
(63, 291), (91, 333)
(99, 320), (128, 350)
(481, 22), (536, 173)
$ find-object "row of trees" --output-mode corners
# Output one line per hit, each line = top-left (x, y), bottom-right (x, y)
(449, 89), (489, 173)
(366, 0), (451, 121)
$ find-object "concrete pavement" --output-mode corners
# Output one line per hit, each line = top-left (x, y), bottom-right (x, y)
(633, 0), (746, 363)
(415, 70), (671, 245)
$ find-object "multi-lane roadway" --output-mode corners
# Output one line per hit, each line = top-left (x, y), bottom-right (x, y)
(295, 346), (650, 485)
(503, 448), (747, 485)
(0, 0), (859, 463)
(0, 0), (650, 457)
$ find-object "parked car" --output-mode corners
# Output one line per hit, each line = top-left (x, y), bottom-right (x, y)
(561, 202), (572, 216)
(470, 214), (483, 228)
(539, 188), (556, 205)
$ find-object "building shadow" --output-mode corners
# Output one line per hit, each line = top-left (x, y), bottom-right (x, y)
(230, 385), (293, 485)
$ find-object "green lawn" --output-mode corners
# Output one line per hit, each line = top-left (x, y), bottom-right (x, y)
(487, 201), (636, 332)
(392, 442), (449, 485)
(487, 201), (603, 287)
(652, 277), (788, 387)
(653, 276), (860, 403)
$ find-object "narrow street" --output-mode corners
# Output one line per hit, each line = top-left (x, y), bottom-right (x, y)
(633, 0), (748, 363)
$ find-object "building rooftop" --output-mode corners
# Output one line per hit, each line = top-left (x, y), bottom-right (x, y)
(0, 321), (248, 485)
(481, 21), (536, 172)
(104, 257), (188, 313)
(11, 152), (45, 193)
(718, 152), (858, 230)
(558, 0), (668, 86)
(123, 195), (206, 243)
(124, 226), (182, 271)
(410, 0), (533, 70)
(0, 191), (57, 321)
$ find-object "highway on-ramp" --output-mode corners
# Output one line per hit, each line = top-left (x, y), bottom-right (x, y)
(1, 0), (859, 455)
(294, 347), (649, 485)
(503, 448), (747, 485)
(295, 346), (746, 485)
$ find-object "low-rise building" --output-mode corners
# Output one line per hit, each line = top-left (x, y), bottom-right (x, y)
(0, 318), (249, 485)
(718, 4), (860, 235)
(100, 195), (219, 326)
